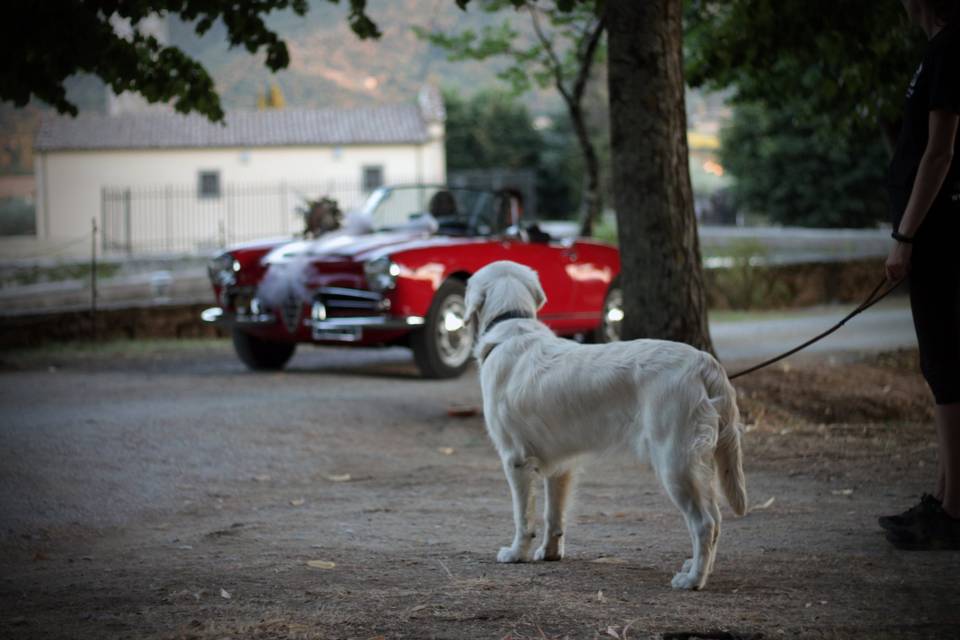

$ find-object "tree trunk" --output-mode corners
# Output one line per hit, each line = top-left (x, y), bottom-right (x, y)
(569, 104), (603, 237)
(606, 0), (714, 353)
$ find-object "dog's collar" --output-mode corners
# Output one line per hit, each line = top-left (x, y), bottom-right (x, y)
(482, 310), (533, 336)
(478, 310), (533, 364)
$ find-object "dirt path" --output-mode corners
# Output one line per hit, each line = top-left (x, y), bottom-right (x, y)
(0, 342), (955, 639)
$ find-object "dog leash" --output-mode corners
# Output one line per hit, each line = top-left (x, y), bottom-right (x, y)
(726, 276), (905, 381)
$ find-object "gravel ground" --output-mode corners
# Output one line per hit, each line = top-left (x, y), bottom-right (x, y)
(0, 340), (955, 639)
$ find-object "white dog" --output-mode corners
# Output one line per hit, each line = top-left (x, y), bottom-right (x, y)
(465, 261), (747, 590)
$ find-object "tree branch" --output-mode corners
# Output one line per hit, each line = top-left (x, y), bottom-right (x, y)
(571, 12), (605, 104)
(526, 2), (573, 106)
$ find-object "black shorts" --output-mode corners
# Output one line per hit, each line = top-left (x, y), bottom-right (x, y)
(909, 232), (960, 405)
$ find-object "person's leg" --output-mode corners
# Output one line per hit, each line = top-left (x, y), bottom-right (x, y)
(908, 258), (945, 502)
(887, 402), (960, 549)
(879, 238), (955, 532)
(884, 235), (960, 547)
(910, 239), (960, 506)
(936, 402), (960, 518)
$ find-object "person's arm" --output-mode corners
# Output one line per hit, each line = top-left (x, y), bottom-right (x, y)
(898, 110), (959, 237)
(886, 109), (959, 281)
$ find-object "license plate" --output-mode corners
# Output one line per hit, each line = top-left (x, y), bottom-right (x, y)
(313, 327), (363, 342)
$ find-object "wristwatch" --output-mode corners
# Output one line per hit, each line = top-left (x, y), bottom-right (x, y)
(891, 231), (914, 244)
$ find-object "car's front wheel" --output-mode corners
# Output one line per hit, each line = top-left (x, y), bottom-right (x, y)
(594, 278), (623, 343)
(232, 329), (296, 371)
(411, 279), (474, 378)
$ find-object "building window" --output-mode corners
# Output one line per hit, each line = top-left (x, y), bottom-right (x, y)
(198, 170), (221, 199)
(362, 165), (384, 193)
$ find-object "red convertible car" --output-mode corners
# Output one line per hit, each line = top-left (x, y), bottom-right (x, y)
(202, 185), (622, 378)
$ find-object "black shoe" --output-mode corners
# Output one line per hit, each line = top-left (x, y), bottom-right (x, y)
(878, 494), (941, 532)
(884, 503), (960, 551)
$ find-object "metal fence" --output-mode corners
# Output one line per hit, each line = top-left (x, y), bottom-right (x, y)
(101, 180), (373, 256)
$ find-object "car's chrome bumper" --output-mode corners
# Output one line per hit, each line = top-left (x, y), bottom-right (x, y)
(201, 307), (275, 326)
(310, 314), (424, 342)
(200, 306), (424, 342)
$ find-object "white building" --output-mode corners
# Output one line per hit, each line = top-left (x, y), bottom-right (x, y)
(33, 87), (446, 254)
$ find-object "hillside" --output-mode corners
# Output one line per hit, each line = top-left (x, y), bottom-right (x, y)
(167, 0), (558, 111)
(2, 1), (726, 176)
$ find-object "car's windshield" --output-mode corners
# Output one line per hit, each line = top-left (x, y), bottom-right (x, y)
(362, 186), (501, 236)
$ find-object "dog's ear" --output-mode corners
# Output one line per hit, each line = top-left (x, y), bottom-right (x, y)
(464, 277), (485, 329)
(522, 268), (547, 311)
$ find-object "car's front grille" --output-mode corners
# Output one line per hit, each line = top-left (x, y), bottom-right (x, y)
(315, 287), (386, 316)
(280, 288), (302, 333)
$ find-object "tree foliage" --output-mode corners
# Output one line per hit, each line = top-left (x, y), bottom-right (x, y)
(684, 0), (923, 143)
(444, 89), (542, 170)
(444, 89), (583, 216)
(719, 102), (890, 228)
(417, 1), (604, 97)
(1, 0), (380, 122)
(537, 113), (594, 217)
(418, 0), (607, 234)
(684, 1), (924, 227)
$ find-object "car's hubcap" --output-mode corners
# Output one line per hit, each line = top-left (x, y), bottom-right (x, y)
(602, 288), (623, 342)
(436, 294), (472, 367)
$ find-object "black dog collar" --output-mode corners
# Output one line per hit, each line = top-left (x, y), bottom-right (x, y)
(479, 310), (534, 364)
(482, 310), (533, 336)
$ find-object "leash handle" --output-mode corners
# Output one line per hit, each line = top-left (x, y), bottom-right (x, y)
(726, 276), (904, 381)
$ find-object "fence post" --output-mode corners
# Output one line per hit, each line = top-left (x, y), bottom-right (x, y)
(165, 185), (173, 254)
(280, 180), (288, 235)
(123, 188), (132, 256)
(90, 217), (98, 341)
(100, 187), (107, 253)
(226, 184), (234, 245)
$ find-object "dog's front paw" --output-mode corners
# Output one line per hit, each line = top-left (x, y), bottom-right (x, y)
(497, 546), (527, 563)
(533, 545), (563, 562)
(670, 571), (704, 591)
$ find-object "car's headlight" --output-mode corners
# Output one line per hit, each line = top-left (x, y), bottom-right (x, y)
(364, 256), (400, 292)
(208, 252), (240, 286)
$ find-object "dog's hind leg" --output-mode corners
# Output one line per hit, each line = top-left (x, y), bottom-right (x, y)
(497, 455), (538, 563)
(534, 469), (575, 561)
(680, 491), (722, 578)
(704, 497), (722, 576)
(663, 468), (717, 590)
(653, 434), (719, 590)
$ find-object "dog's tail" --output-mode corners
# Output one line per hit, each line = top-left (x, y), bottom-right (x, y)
(703, 355), (748, 516)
